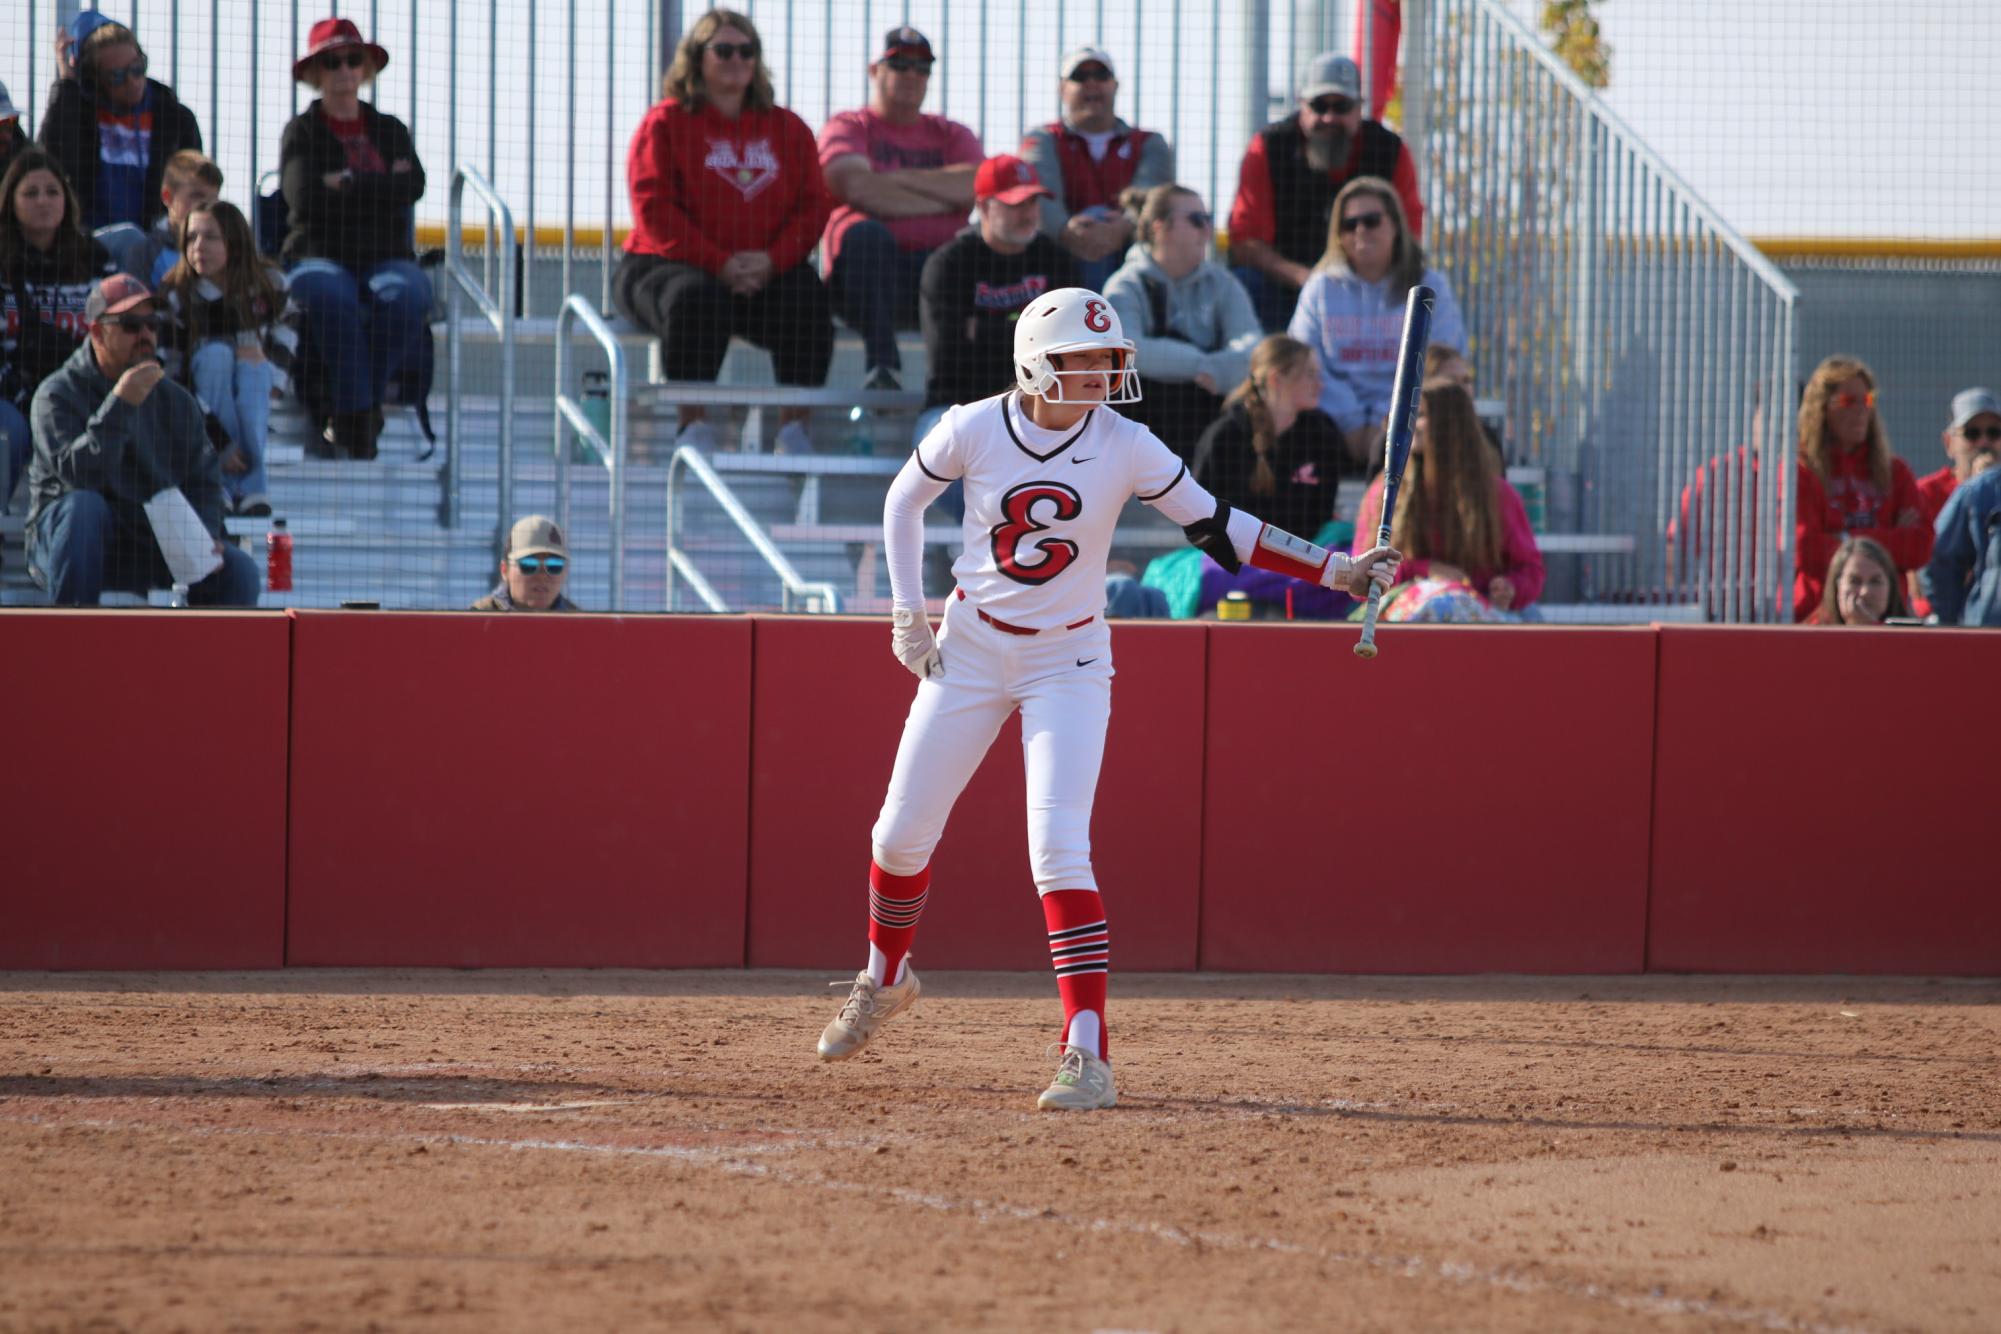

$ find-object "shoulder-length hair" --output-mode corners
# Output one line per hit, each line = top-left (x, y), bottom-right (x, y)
(1120, 182), (1203, 252)
(662, 9), (774, 112)
(1798, 354), (1892, 494)
(0, 149), (96, 279)
(160, 200), (285, 338)
(1391, 379), (1501, 570)
(1223, 334), (1316, 498)
(1315, 176), (1426, 301)
(80, 22), (146, 89)
(1816, 535), (1909, 624)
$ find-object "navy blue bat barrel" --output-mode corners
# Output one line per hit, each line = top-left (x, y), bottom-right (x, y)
(1354, 284), (1438, 659)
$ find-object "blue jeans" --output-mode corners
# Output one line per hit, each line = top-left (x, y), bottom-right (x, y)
(30, 490), (261, 607)
(288, 257), (433, 413)
(829, 221), (931, 374)
(189, 341), (273, 503)
(0, 399), (29, 507)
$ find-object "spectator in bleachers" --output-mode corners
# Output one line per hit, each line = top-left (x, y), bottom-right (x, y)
(0, 83), (27, 181)
(1104, 183), (1260, 460)
(616, 8), (834, 455)
(25, 274), (258, 607)
(1229, 53), (1425, 332)
(38, 15), (204, 239)
(1806, 536), (1909, 626)
(914, 156), (1077, 444)
(1917, 387), (2000, 526)
(2, 150), (117, 507)
(1924, 454), (2001, 628)
(1352, 378), (1543, 616)
(1017, 46), (1176, 293)
(819, 26), (984, 392)
(471, 516), (582, 612)
(1792, 355), (1930, 622)
(1191, 334), (1347, 538)
(116, 149), (222, 287)
(158, 201), (301, 519)
(280, 18), (430, 462)
(1288, 176), (1464, 472)
(1424, 343), (1505, 463)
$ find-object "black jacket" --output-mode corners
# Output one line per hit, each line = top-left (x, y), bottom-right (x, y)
(919, 227), (1080, 409)
(1257, 115), (1405, 270)
(278, 102), (426, 271)
(37, 77), (204, 230)
(1191, 401), (1351, 538)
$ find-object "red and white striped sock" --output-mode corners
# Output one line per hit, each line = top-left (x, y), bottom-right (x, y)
(866, 862), (929, 987)
(1042, 889), (1109, 1062)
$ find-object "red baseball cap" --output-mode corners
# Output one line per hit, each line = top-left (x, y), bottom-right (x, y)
(85, 273), (155, 324)
(975, 155), (1052, 206)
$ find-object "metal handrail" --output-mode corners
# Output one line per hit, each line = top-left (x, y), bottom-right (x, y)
(553, 294), (631, 608)
(445, 167), (518, 536)
(665, 446), (841, 615)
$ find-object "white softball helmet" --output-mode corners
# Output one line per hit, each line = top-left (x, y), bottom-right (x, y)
(1013, 286), (1143, 405)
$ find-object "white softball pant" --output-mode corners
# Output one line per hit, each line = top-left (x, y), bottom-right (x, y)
(870, 593), (1115, 895)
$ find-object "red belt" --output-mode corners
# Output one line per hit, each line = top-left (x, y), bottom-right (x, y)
(956, 588), (1095, 636)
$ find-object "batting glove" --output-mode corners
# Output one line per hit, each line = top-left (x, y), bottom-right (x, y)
(890, 606), (944, 680)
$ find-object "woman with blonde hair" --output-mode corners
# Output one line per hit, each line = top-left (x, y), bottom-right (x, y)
(1191, 334), (1348, 538)
(1287, 176), (1465, 469)
(1792, 355), (1930, 620)
(1808, 536), (1910, 626)
(615, 8), (833, 453)
(1353, 378), (1543, 614)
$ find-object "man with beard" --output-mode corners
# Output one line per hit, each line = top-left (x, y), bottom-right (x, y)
(1917, 388), (2000, 526)
(1227, 53), (1424, 331)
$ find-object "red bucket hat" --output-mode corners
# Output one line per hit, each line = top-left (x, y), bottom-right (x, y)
(293, 17), (390, 83)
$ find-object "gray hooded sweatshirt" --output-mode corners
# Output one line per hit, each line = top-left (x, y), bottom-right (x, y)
(1103, 242), (1263, 394)
(26, 339), (224, 548)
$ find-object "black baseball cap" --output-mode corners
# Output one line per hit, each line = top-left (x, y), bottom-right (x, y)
(879, 26), (934, 61)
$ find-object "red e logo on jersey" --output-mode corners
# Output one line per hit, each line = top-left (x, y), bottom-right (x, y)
(1082, 298), (1111, 333)
(991, 481), (1083, 585)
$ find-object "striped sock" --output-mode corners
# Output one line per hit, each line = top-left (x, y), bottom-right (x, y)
(866, 862), (929, 987)
(1042, 888), (1109, 1062)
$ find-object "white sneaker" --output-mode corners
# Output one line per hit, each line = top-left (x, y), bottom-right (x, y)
(676, 419), (724, 453)
(1037, 1043), (1117, 1111)
(774, 420), (813, 454)
(817, 966), (921, 1062)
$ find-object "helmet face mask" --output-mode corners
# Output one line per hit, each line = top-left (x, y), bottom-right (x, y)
(1013, 287), (1144, 406)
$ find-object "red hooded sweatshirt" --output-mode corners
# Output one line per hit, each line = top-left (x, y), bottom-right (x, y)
(624, 99), (830, 275)
(1793, 449), (1930, 621)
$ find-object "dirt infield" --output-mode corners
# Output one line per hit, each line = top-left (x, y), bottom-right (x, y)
(1, 971), (1995, 1332)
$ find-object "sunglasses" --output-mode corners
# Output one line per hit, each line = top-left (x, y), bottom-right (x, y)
(882, 56), (934, 75)
(706, 41), (759, 62)
(1830, 390), (1876, 410)
(1068, 67), (1114, 84)
(1308, 95), (1358, 116)
(1960, 425), (2001, 443)
(514, 555), (567, 575)
(104, 313), (166, 334)
(1338, 210), (1386, 234)
(318, 50), (371, 72)
(101, 55), (150, 86)
(1173, 211), (1212, 229)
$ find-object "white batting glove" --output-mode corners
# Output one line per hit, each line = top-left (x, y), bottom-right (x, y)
(890, 607), (944, 680)
(1343, 544), (1402, 598)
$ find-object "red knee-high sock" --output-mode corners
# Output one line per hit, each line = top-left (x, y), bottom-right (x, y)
(1042, 889), (1109, 1061)
(867, 861), (930, 986)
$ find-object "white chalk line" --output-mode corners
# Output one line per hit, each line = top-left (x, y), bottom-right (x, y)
(3, 1107), (1878, 1334)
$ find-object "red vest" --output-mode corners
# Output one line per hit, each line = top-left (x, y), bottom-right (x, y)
(1042, 121), (1154, 215)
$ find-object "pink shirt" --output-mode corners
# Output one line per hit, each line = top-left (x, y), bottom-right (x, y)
(817, 107), (983, 268)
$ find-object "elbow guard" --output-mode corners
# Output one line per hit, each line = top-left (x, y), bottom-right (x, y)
(1182, 500), (1243, 574)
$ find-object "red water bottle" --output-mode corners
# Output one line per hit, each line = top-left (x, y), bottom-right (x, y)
(266, 518), (293, 593)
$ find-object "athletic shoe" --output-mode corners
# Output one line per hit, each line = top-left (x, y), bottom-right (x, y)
(235, 495), (274, 518)
(817, 966), (921, 1062)
(1037, 1043), (1117, 1111)
(774, 420), (813, 455)
(862, 366), (901, 393)
(676, 419), (724, 453)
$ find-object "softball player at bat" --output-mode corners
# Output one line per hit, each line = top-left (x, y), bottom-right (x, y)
(818, 287), (1400, 1110)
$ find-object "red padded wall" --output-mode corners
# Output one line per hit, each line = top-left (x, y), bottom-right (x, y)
(1649, 626), (2001, 974)
(286, 612), (751, 966)
(746, 617), (1206, 970)
(1201, 623), (1657, 972)
(0, 610), (290, 969)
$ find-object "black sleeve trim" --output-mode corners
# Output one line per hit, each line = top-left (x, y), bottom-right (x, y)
(915, 449), (951, 483)
(1181, 498), (1242, 574)
(1137, 462), (1188, 503)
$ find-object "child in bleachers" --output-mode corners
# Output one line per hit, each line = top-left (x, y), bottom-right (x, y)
(1807, 536), (1910, 626)
(117, 150), (222, 287)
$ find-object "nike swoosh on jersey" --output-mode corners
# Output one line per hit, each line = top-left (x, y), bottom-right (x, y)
(1070, 455), (1097, 464)
(1075, 657), (1099, 667)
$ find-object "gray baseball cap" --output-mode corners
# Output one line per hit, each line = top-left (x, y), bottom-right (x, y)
(1949, 387), (2000, 431)
(1300, 53), (1361, 103)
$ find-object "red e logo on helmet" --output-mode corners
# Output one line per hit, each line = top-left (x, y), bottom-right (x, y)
(1083, 299), (1111, 333)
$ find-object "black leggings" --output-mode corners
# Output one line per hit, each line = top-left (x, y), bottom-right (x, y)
(613, 253), (834, 385)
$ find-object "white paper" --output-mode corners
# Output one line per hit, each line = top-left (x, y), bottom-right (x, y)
(143, 486), (224, 588)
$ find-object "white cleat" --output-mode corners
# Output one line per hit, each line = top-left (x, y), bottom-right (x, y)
(1037, 1043), (1117, 1111)
(817, 966), (921, 1062)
